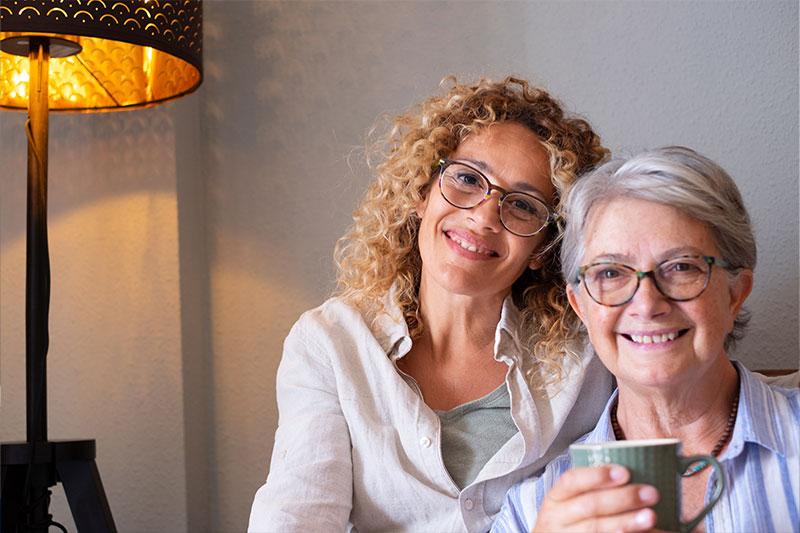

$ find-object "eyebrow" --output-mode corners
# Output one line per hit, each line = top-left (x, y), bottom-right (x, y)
(588, 247), (707, 265)
(457, 157), (549, 196)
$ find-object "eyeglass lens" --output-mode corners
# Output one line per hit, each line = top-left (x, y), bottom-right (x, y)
(439, 161), (549, 236)
(582, 256), (714, 306)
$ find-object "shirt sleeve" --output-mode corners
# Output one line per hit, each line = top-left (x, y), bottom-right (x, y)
(491, 483), (532, 533)
(490, 454), (572, 533)
(248, 318), (354, 532)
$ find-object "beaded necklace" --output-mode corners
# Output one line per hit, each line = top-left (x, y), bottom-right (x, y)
(609, 375), (739, 477)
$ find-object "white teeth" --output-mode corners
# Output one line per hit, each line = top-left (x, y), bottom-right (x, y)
(630, 332), (678, 344)
(451, 234), (492, 255)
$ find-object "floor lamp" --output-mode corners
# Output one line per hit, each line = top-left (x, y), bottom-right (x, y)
(0, 1), (202, 531)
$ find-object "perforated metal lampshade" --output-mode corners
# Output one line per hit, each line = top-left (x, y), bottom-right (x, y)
(0, 0), (202, 111)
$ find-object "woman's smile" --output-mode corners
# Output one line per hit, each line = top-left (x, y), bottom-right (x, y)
(445, 229), (498, 258)
(619, 328), (690, 345)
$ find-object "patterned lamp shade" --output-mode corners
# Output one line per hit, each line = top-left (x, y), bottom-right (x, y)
(0, 0), (202, 111)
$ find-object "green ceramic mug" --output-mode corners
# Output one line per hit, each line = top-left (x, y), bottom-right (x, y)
(569, 438), (724, 532)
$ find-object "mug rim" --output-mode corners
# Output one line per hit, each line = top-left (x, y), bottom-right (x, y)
(570, 438), (681, 450)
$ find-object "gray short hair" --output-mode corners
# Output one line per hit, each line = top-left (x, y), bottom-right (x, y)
(560, 146), (756, 350)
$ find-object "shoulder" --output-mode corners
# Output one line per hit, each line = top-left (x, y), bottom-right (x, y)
(294, 296), (365, 329)
(292, 292), (405, 338)
(279, 297), (369, 364)
(735, 362), (800, 453)
(282, 294), (409, 367)
(738, 362), (800, 410)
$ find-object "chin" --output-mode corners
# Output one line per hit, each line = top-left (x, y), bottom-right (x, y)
(621, 364), (696, 389)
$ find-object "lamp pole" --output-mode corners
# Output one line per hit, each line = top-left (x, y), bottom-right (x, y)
(26, 37), (50, 447)
(25, 37), (53, 532)
(2, 3), (201, 529)
(0, 35), (116, 533)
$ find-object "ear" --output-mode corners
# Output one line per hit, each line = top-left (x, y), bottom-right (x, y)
(727, 268), (754, 329)
(566, 282), (588, 326)
(528, 250), (546, 271)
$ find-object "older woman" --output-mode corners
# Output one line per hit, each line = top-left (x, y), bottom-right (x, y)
(492, 146), (799, 532)
(247, 77), (613, 531)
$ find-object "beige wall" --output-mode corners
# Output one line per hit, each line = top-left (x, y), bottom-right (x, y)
(1, 1), (797, 531)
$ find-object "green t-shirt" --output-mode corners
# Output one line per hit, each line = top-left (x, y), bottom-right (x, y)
(434, 384), (519, 489)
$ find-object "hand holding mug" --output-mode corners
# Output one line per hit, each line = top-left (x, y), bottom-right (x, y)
(569, 439), (725, 532)
(533, 464), (659, 532)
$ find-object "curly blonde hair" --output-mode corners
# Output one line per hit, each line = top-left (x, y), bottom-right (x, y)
(335, 76), (608, 386)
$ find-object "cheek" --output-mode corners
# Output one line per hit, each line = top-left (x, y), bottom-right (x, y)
(694, 305), (734, 344)
(584, 309), (620, 344)
(695, 284), (739, 337)
(416, 189), (431, 219)
(416, 217), (435, 263)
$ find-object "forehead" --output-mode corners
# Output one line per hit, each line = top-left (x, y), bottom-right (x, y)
(583, 197), (718, 261)
(450, 122), (554, 200)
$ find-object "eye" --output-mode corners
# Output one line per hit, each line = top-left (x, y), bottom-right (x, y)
(510, 198), (537, 214)
(585, 265), (627, 283)
(597, 267), (624, 280)
(660, 257), (705, 277)
(454, 171), (482, 187)
(444, 166), (486, 192)
(504, 194), (544, 219)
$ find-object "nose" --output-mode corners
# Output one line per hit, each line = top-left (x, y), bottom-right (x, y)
(626, 274), (671, 318)
(467, 190), (504, 232)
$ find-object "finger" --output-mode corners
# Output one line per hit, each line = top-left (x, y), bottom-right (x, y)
(560, 484), (659, 524)
(572, 507), (658, 533)
(547, 465), (631, 501)
(534, 484), (659, 533)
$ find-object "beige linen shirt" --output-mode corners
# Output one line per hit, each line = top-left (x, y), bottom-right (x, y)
(248, 292), (613, 532)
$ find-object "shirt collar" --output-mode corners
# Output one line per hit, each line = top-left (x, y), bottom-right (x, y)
(372, 285), (412, 361)
(494, 293), (524, 364)
(586, 389), (619, 443)
(723, 360), (787, 459)
(374, 285), (525, 364)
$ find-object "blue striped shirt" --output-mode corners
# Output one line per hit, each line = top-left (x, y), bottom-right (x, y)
(492, 361), (800, 533)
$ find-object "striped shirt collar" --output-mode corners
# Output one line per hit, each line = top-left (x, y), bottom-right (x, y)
(725, 360), (789, 459)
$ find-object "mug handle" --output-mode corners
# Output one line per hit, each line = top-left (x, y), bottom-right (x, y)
(679, 454), (725, 532)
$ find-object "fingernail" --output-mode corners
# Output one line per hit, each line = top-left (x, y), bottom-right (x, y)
(635, 509), (653, 526)
(639, 485), (658, 503)
(610, 466), (627, 481)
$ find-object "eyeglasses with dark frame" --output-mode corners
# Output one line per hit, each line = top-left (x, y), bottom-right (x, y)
(437, 159), (552, 237)
(575, 255), (732, 307)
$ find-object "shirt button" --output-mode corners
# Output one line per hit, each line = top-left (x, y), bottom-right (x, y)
(464, 498), (474, 511)
(419, 437), (432, 448)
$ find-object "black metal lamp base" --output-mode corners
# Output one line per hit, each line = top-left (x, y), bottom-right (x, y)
(1, 440), (116, 533)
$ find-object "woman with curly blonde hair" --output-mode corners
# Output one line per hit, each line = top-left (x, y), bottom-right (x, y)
(249, 76), (615, 532)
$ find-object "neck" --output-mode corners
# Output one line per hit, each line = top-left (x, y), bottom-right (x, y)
(614, 360), (739, 456)
(401, 276), (511, 410)
(417, 276), (508, 362)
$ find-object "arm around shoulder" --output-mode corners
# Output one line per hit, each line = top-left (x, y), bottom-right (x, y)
(248, 314), (354, 532)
